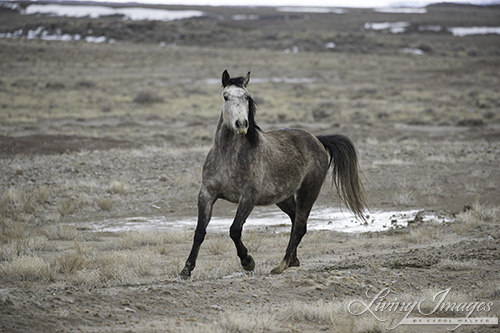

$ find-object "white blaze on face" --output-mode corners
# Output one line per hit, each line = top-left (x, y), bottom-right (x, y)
(222, 85), (250, 135)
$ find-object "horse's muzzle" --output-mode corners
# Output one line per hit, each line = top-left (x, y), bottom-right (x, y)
(237, 128), (247, 135)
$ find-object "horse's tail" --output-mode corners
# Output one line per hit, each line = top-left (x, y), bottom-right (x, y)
(317, 135), (368, 221)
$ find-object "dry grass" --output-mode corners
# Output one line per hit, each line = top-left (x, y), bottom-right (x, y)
(435, 259), (479, 271)
(281, 299), (382, 332)
(0, 255), (52, 282)
(97, 196), (113, 211)
(217, 311), (280, 333)
(453, 201), (499, 234)
(108, 178), (128, 194)
(44, 224), (79, 241)
(206, 235), (229, 255)
(0, 235), (51, 262)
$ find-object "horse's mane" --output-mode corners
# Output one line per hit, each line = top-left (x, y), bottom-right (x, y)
(246, 95), (261, 147)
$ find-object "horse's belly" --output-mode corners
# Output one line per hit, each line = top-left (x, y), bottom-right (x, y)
(255, 180), (300, 206)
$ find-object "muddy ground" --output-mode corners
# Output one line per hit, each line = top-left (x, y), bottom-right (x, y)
(1, 2), (500, 332)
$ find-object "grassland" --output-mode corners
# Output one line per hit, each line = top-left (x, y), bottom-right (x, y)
(0, 2), (500, 332)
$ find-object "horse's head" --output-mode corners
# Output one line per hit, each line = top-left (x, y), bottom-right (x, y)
(221, 70), (252, 136)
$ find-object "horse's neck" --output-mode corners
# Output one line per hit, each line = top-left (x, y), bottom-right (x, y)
(214, 118), (252, 154)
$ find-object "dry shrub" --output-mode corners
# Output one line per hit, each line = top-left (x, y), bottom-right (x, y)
(0, 236), (51, 261)
(97, 196), (113, 211)
(94, 249), (162, 284)
(401, 221), (441, 244)
(108, 178), (128, 194)
(0, 187), (35, 221)
(44, 224), (79, 241)
(453, 202), (499, 234)
(68, 268), (101, 287)
(54, 253), (86, 275)
(0, 255), (52, 282)
(57, 197), (80, 216)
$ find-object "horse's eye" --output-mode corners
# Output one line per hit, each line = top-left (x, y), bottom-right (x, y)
(223, 95), (229, 101)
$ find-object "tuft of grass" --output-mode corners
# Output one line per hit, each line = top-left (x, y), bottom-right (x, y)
(44, 224), (79, 241)
(0, 236), (51, 262)
(97, 196), (113, 211)
(57, 197), (80, 216)
(281, 299), (382, 332)
(218, 311), (280, 333)
(435, 259), (478, 271)
(112, 231), (170, 250)
(0, 255), (52, 282)
(392, 191), (416, 207)
(54, 252), (86, 275)
(0, 187), (35, 221)
(453, 202), (499, 234)
(206, 235), (229, 255)
(108, 178), (128, 194)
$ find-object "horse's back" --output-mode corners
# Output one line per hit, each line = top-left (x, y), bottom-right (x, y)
(254, 129), (330, 204)
(263, 128), (329, 166)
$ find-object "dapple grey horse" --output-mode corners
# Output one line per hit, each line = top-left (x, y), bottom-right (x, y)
(180, 70), (367, 278)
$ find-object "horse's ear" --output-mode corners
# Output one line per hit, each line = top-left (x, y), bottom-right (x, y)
(243, 71), (251, 87)
(222, 70), (230, 87)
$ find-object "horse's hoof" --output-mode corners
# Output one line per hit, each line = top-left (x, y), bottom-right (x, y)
(270, 261), (288, 274)
(179, 267), (191, 280)
(289, 257), (300, 267)
(242, 256), (255, 271)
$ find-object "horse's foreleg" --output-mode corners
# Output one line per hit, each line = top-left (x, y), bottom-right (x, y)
(180, 187), (215, 279)
(230, 197), (255, 271)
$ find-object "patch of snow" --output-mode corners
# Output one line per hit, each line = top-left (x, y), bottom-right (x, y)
(23, 4), (204, 22)
(277, 7), (345, 14)
(401, 48), (424, 55)
(325, 42), (336, 49)
(448, 26), (500, 37)
(418, 25), (442, 32)
(364, 21), (410, 34)
(374, 7), (427, 14)
(232, 14), (260, 20)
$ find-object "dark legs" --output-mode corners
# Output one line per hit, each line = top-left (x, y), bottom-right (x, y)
(276, 196), (300, 267)
(230, 197), (255, 271)
(180, 187), (215, 279)
(271, 177), (323, 274)
(180, 191), (256, 279)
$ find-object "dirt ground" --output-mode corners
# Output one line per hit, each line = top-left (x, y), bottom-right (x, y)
(1, 2), (500, 332)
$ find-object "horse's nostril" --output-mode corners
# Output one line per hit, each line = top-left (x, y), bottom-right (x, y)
(235, 120), (248, 129)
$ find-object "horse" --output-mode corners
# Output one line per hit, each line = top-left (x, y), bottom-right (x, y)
(180, 70), (367, 279)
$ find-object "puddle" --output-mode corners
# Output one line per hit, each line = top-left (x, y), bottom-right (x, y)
(88, 207), (448, 234)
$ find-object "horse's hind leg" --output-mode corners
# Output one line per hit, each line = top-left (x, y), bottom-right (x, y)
(276, 196), (300, 267)
(271, 177), (323, 274)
